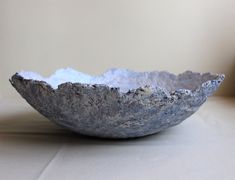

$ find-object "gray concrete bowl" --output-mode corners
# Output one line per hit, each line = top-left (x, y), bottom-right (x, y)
(10, 68), (224, 138)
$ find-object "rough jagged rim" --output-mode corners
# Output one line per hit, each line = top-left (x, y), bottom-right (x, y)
(10, 69), (225, 97)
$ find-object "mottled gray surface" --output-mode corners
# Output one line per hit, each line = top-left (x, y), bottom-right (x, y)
(10, 69), (225, 138)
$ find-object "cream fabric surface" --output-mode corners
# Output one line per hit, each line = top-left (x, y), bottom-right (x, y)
(0, 97), (235, 180)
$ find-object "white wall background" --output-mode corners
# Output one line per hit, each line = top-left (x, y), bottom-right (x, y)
(1, 0), (235, 98)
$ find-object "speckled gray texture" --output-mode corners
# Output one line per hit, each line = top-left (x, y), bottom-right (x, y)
(10, 69), (224, 138)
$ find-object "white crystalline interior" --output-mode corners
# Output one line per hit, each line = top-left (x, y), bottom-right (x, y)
(19, 68), (145, 92)
(19, 68), (92, 88)
(18, 68), (218, 93)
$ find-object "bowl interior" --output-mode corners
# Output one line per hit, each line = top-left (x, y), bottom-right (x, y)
(18, 68), (220, 93)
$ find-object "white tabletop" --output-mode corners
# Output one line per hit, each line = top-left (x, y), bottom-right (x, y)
(0, 97), (235, 180)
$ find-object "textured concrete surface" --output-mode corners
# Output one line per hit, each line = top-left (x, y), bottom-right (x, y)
(10, 69), (224, 138)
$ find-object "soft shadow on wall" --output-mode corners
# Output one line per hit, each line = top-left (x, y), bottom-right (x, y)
(215, 58), (235, 96)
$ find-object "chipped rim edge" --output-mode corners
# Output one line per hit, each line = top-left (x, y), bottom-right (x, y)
(10, 70), (225, 97)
